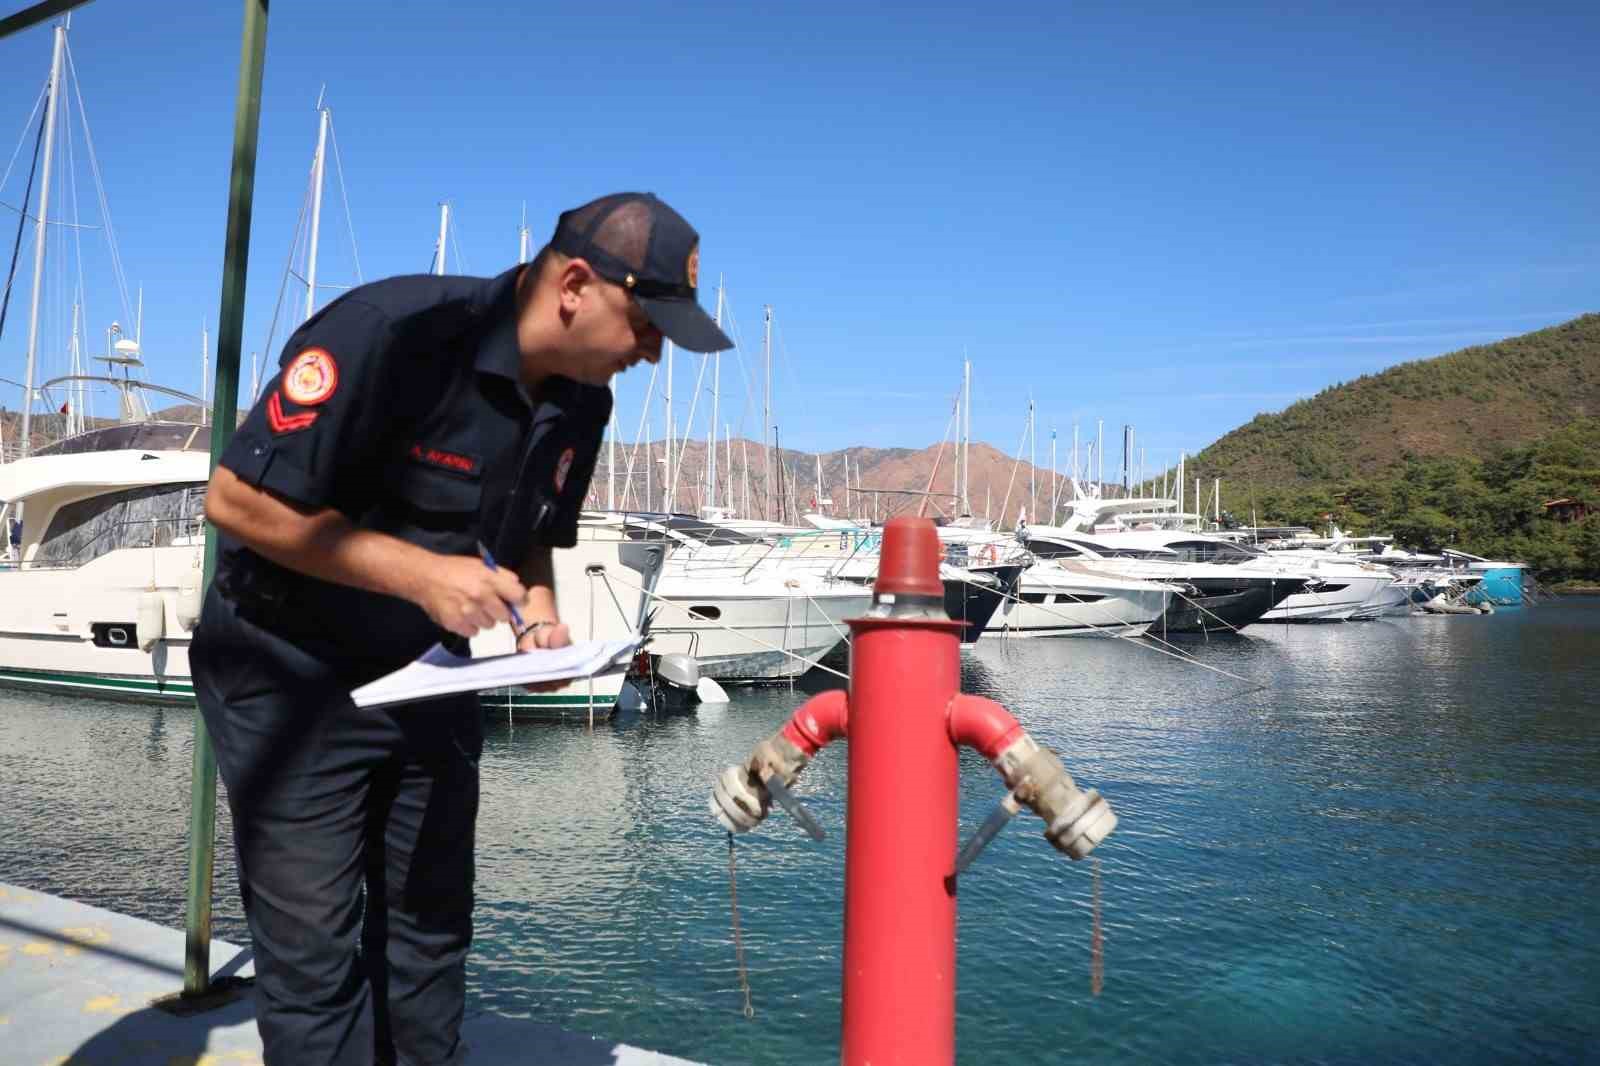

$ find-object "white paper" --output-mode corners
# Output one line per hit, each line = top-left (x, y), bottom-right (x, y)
(350, 636), (640, 709)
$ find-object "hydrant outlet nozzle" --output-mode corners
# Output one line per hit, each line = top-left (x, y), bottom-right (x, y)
(710, 692), (848, 835)
(994, 734), (1118, 861)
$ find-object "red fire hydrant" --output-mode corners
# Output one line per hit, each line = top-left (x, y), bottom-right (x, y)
(711, 516), (1117, 1064)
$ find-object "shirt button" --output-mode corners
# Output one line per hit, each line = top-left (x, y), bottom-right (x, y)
(252, 445), (266, 456)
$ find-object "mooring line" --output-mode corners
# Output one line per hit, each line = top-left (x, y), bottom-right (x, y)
(726, 832), (755, 1019)
(987, 579), (1258, 686)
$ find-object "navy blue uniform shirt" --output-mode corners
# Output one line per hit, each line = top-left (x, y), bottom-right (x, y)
(211, 266), (612, 680)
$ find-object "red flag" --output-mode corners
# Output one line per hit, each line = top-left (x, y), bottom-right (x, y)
(59, 402), (69, 414)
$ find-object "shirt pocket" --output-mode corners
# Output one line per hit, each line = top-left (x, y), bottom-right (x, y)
(394, 462), (484, 527)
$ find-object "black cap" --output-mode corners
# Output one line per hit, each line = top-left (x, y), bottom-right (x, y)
(548, 192), (733, 353)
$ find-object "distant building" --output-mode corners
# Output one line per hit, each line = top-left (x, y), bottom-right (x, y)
(1542, 498), (1590, 523)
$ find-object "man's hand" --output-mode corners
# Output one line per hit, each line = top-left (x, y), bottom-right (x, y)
(515, 620), (571, 652)
(411, 555), (529, 639)
(517, 620), (573, 693)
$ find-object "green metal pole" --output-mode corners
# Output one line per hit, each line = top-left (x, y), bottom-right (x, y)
(0, 0), (93, 41)
(183, 0), (269, 999)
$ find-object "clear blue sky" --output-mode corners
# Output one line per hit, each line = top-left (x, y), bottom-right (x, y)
(2, 1), (1596, 474)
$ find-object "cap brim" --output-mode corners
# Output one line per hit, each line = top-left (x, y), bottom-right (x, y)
(638, 296), (733, 353)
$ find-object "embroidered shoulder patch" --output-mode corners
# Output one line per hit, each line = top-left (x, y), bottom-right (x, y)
(283, 347), (339, 406)
(554, 447), (576, 493)
(266, 392), (318, 434)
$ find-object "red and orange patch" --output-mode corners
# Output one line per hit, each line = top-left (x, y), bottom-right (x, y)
(283, 347), (339, 406)
(554, 448), (576, 493)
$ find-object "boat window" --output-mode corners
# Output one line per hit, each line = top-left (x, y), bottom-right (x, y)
(34, 421), (208, 456)
(34, 483), (207, 567)
(1164, 539), (1259, 563)
(663, 517), (764, 545)
(616, 513), (765, 546)
(686, 605), (722, 620)
(1027, 540), (1081, 559)
(1069, 540), (1171, 560)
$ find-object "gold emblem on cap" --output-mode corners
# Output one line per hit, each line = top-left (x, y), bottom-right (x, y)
(685, 245), (699, 289)
(624, 273), (636, 288)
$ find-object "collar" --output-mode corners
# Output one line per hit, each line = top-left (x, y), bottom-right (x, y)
(472, 265), (526, 383)
(472, 266), (591, 416)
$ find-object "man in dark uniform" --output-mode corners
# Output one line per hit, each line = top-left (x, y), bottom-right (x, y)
(193, 192), (731, 1066)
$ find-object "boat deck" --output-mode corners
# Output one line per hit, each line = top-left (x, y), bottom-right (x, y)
(0, 882), (700, 1065)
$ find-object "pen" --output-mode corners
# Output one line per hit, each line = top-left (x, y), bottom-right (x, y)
(475, 539), (527, 633)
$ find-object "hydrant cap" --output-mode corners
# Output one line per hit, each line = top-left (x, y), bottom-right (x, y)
(876, 517), (944, 598)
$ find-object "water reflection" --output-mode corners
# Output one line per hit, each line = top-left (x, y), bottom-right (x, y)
(2, 601), (1598, 1064)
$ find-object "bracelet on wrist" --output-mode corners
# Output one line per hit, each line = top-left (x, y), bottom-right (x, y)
(515, 619), (556, 640)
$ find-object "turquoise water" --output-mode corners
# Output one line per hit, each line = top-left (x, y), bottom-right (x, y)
(2, 599), (1597, 1063)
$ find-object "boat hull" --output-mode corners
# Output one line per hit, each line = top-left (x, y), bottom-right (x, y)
(947, 564), (1022, 644)
(1262, 573), (1395, 622)
(1153, 576), (1307, 635)
(1464, 565), (1525, 606)
(990, 574), (1168, 638)
(647, 588), (869, 681)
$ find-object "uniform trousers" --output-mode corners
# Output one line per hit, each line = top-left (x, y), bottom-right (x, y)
(192, 589), (482, 1066)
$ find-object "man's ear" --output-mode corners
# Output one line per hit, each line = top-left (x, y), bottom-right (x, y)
(557, 257), (596, 314)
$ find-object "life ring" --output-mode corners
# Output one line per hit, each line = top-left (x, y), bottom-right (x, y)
(979, 543), (999, 565)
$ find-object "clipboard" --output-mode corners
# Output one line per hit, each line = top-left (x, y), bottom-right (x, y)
(350, 636), (640, 709)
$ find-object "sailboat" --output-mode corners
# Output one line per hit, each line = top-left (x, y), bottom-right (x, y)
(0, 19), (215, 698)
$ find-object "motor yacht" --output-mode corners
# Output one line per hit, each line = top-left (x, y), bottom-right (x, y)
(1020, 526), (1306, 634)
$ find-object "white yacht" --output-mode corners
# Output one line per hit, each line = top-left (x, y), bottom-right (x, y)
(1175, 536), (1399, 621)
(0, 424), (209, 700)
(1020, 526), (1307, 634)
(992, 561), (1171, 638)
(0, 421), (664, 718)
(580, 513), (872, 681)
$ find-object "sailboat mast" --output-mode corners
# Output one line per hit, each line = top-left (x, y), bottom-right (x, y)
(708, 279), (722, 510)
(1072, 422), (1079, 487)
(962, 355), (971, 513)
(1176, 452), (1185, 521)
(606, 406), (617, 511)
(201, 320), (210, 426)
(1028, 396), (1036, 525)
(433, 202), (450, 276)
(304, 95), (330, 322)
(1096, 419), (1104, 493)
(664, 341), (674, 513)
(517, 202), (530, 264)
(1050, 429), (1057, 524)
(763, 305), (773, 521)
(19, 21), (67, 459)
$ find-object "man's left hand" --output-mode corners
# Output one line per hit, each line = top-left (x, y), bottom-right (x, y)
(517, 621), (574, 692)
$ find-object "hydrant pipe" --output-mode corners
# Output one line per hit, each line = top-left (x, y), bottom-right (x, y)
(946, 693), (1025, 762)
(780, 689), (849, 758)
(841, 517), (965, 1066)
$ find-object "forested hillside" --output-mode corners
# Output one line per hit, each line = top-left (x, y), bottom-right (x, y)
(1185, 315), (1600, 581)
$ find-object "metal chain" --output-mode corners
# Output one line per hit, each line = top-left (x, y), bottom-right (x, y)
(1091, 856), (1104, 997)
(726, 832), (755, 1018)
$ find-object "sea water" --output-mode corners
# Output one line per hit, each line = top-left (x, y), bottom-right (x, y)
(2, 599), (1597, 1064)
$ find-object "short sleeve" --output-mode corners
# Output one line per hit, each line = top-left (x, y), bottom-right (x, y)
(220, 297), (396, 511)
(536, 385), (613, 549)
